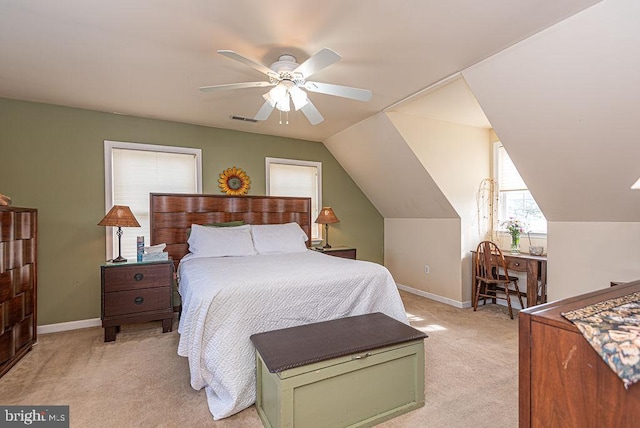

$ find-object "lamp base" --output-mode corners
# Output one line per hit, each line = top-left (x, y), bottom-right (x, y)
(322, 223), (332, 249)
(112, 227), (127, 263)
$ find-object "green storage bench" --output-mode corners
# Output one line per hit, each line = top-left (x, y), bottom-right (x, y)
(250, 312), (427, 428)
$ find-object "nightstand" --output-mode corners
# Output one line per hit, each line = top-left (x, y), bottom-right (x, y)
(101, 259), (174, 342)
(312, 246), (357, 260)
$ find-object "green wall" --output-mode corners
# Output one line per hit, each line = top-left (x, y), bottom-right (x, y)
(0, 97), (383, 325)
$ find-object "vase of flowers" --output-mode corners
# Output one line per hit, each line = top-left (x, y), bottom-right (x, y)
(502, 218), (526, 254)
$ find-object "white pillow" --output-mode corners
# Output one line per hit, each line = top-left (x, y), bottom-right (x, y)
(250, 222), (309, 254)
(187, 224), (256, 258)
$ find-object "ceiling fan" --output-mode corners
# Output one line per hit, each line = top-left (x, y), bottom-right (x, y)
(199, 48), (372, 125)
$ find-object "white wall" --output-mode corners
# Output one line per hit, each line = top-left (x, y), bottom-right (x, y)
(325, 0), (640, 307)
(325, 110), (491, 306)
(385, 218), (463, 304)
(386, 111), (491, 303)
(463, 0), (640, 299)
(463, 0), (640, 222)
(548, 221), (640, 301)
(324, 112), (457, 219)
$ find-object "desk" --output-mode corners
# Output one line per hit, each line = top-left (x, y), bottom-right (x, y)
(471, 251), (547, 308)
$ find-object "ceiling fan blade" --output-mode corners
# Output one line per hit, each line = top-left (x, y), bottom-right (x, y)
(300, 101), (324, 125)
(199, 81), (274, 92)
(304, 81), (372, 102)
(218, 50), (275, 77)
(254, 101), (275, 121)
(293, 48), (341, 79)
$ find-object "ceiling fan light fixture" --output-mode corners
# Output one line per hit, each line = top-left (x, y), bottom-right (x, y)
(263, 81), (306, 113)
(205, 48), (370, 126)
(263, 83), (286, 108)
(276, 97), (290, 112)
(289, 85), (309, 111)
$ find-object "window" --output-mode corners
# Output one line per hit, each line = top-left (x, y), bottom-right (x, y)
(266, 157), (322, 241)
(104, 141), (202, 260)
(494, 142), (547, 234)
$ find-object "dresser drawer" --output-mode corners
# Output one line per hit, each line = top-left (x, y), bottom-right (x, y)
(103, 263), (172, 292)
(506, 257), (527, 273)
(103, 287), (171, 317)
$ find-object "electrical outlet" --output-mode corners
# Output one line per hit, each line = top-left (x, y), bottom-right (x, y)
(424, 265), (430, 274)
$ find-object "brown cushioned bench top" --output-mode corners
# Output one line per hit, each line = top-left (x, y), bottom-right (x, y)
(250, 312), (427, 373)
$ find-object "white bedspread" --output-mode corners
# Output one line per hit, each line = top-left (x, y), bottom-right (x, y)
(177, 250), (408, 419)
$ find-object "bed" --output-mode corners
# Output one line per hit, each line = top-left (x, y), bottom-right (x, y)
(150, 193), (408, 419)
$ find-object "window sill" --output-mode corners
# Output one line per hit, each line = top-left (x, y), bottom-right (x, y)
(497, 230), (547, 238)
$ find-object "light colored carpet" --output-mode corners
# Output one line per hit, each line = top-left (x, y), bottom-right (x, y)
(0, 292), (518, 427)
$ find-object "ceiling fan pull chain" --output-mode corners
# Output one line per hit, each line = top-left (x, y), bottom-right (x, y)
(286, 111), (289, 125)
(279, 110), (282, 125)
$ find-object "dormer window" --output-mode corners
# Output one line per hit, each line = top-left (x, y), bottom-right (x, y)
(494, 142), (547, 234)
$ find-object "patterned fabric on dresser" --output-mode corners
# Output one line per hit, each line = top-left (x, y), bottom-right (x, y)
(562, 291), (640, 389)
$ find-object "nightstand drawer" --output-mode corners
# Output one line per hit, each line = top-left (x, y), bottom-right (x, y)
(104, 287), (171, 317)
(103, 263), (172, 292)
(326, 248), (356, 259)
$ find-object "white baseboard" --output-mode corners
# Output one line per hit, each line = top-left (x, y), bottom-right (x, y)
(37, 318), (101, 335)
(396, 283), (473, 309)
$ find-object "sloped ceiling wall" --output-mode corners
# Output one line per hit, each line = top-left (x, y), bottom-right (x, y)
(324, 112), (457, 219)
(463, 0), (640, 222)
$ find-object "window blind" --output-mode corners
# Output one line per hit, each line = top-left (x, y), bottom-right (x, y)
(497, 145), (527, 191)
(494, 143), (547, 233)
(110, 147), (198, 260)
(267, 161), (320, 240)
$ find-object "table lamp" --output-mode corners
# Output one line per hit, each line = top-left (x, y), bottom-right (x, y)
(98, 205), (141, 262)
(315, 207), (340, 249)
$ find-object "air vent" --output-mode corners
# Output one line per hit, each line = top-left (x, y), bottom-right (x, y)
(231, 115), (258, 123)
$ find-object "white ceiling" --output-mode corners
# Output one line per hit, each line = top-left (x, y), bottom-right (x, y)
(391, 75), (491, 129)
(463, 0), (640, 222)
(0, 0), (601, 142)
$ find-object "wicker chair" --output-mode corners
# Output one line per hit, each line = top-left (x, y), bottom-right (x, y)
(474, 241), (524, 319)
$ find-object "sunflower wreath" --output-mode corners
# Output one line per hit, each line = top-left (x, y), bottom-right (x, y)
(218, 166), (251, 195)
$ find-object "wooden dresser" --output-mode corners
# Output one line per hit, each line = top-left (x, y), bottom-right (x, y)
(519, 280), (640, 427)
(0, 206), (37, 378)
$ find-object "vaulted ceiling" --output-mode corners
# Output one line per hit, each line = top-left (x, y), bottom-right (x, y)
(326, 0), (640, 224)
(8, 0), (638, 225)
(0, 0), (601, 142)
(463, 0), (640, 221)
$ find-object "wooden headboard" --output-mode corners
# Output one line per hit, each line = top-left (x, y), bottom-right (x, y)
(150, 193), (312, 268)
